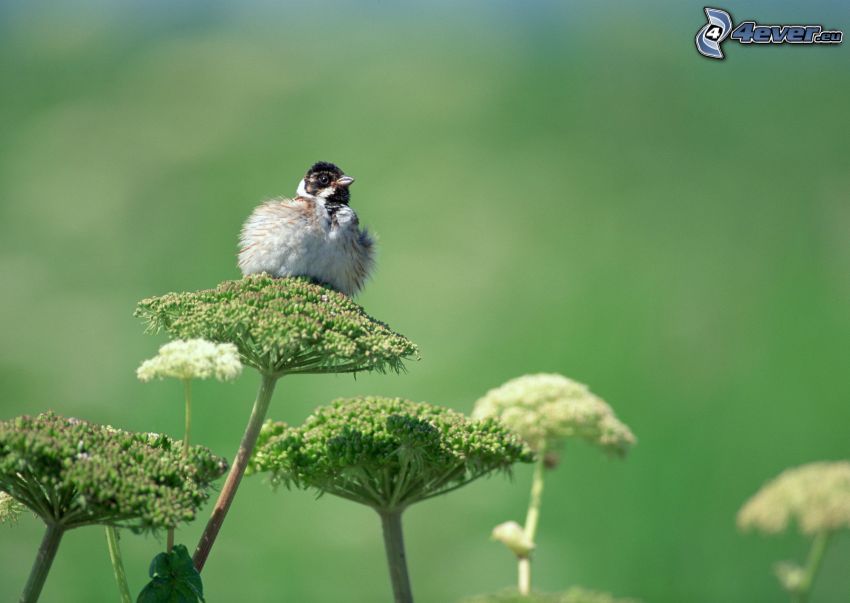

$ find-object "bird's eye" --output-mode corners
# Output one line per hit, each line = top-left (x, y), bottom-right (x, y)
(318, 174), (330, 185)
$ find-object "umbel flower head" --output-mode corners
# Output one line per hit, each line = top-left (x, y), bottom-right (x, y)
(738, 461), (850, 536)
(249, 396), (532, 511)
(0, 490), (23, 524)
(473, 373), (635, 457)
(135, 275), (418, 376)
(0, 412), (227, 530)
(137, 338), (242, 382)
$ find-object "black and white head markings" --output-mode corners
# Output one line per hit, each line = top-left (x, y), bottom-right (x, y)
(297, 161), (354, 205)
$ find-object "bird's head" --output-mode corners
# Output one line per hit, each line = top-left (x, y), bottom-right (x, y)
(297, 161), (354, 204)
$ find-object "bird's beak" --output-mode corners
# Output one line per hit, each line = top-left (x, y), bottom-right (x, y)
(336, 176), (355, 188)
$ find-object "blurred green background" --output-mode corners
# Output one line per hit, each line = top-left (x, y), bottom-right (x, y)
(1, 1), (848, 601)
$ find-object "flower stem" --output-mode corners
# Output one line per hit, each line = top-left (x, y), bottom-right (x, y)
(20, 522), (64, 603)
(379, 510), (413, 603)
(193, 373), (279, 571)
(182, 379), (192, 456)
(518, 558), (531, 597)
(166, 379), (194, 553)
(794, 531), (832, 603)
(518, 445), (547, 596)
(105, 527), (132, 603)
(166, 379), (194, 554)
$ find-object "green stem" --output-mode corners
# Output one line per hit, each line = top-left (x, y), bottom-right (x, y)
(524, 452), (546, 543)
(519, 444), (547, 596)
(167, 379), (193, 554)
(105, 527), (132, 603)
(192, 373), (279, 571)
(794, 531), (832, 603)
(20, 522), (64, 603)
(182, 379), (192, 456)
(379, 510), (414, 603)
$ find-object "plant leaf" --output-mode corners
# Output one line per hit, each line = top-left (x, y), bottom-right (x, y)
(137, 545), (204, 603)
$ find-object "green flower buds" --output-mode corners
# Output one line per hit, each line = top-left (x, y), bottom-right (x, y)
(135, 275), (418, 376)
(0, 412), (227, 530)
(249, 396), (532, 511)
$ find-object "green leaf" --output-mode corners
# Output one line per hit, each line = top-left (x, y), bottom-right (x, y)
(137, 545), (205, 603)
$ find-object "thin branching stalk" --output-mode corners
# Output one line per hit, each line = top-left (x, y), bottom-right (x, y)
(20, 523), (64, 603)
(182, 379), (192, 455)
(518, 444), (546, 596)
(380, 510), (413, 603)
(476, 375), (634, 596)
(193, 373), (279, 571)
(167, 378), (194, 554)
(793, 531), (832, 603)
(105, 527), (132, 603)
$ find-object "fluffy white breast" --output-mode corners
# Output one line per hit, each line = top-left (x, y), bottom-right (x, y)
(237, 195), (374, 296)
(238, 197), (325, 277)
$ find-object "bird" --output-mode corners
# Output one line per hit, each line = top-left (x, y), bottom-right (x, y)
(237, 161), (375, 297)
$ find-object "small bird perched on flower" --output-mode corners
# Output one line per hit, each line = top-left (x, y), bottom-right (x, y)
(237, 161), (374, 296)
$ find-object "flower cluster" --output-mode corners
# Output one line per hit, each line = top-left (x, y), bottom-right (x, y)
(0, 491), (23, 524)
(135, 275), (419, 376)
(137, 338), (243, 382)
(0, 412), (227, 530)
(249, 396), (532, 511)
(473, 374), (635, 457)
(463, 587), (640, 603)
(737, 461), (850, 536)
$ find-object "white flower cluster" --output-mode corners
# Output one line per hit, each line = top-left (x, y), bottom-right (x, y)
(473, 373), (635, 456)
(0, 491), (22, 524)
(738, 461), (850, 535)
(137, 338), (243, 383)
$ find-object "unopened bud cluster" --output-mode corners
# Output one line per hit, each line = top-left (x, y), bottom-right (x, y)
(0, 412), (227, 530)
(249, 396), (532, 511)
(135, 275), (418, 376)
